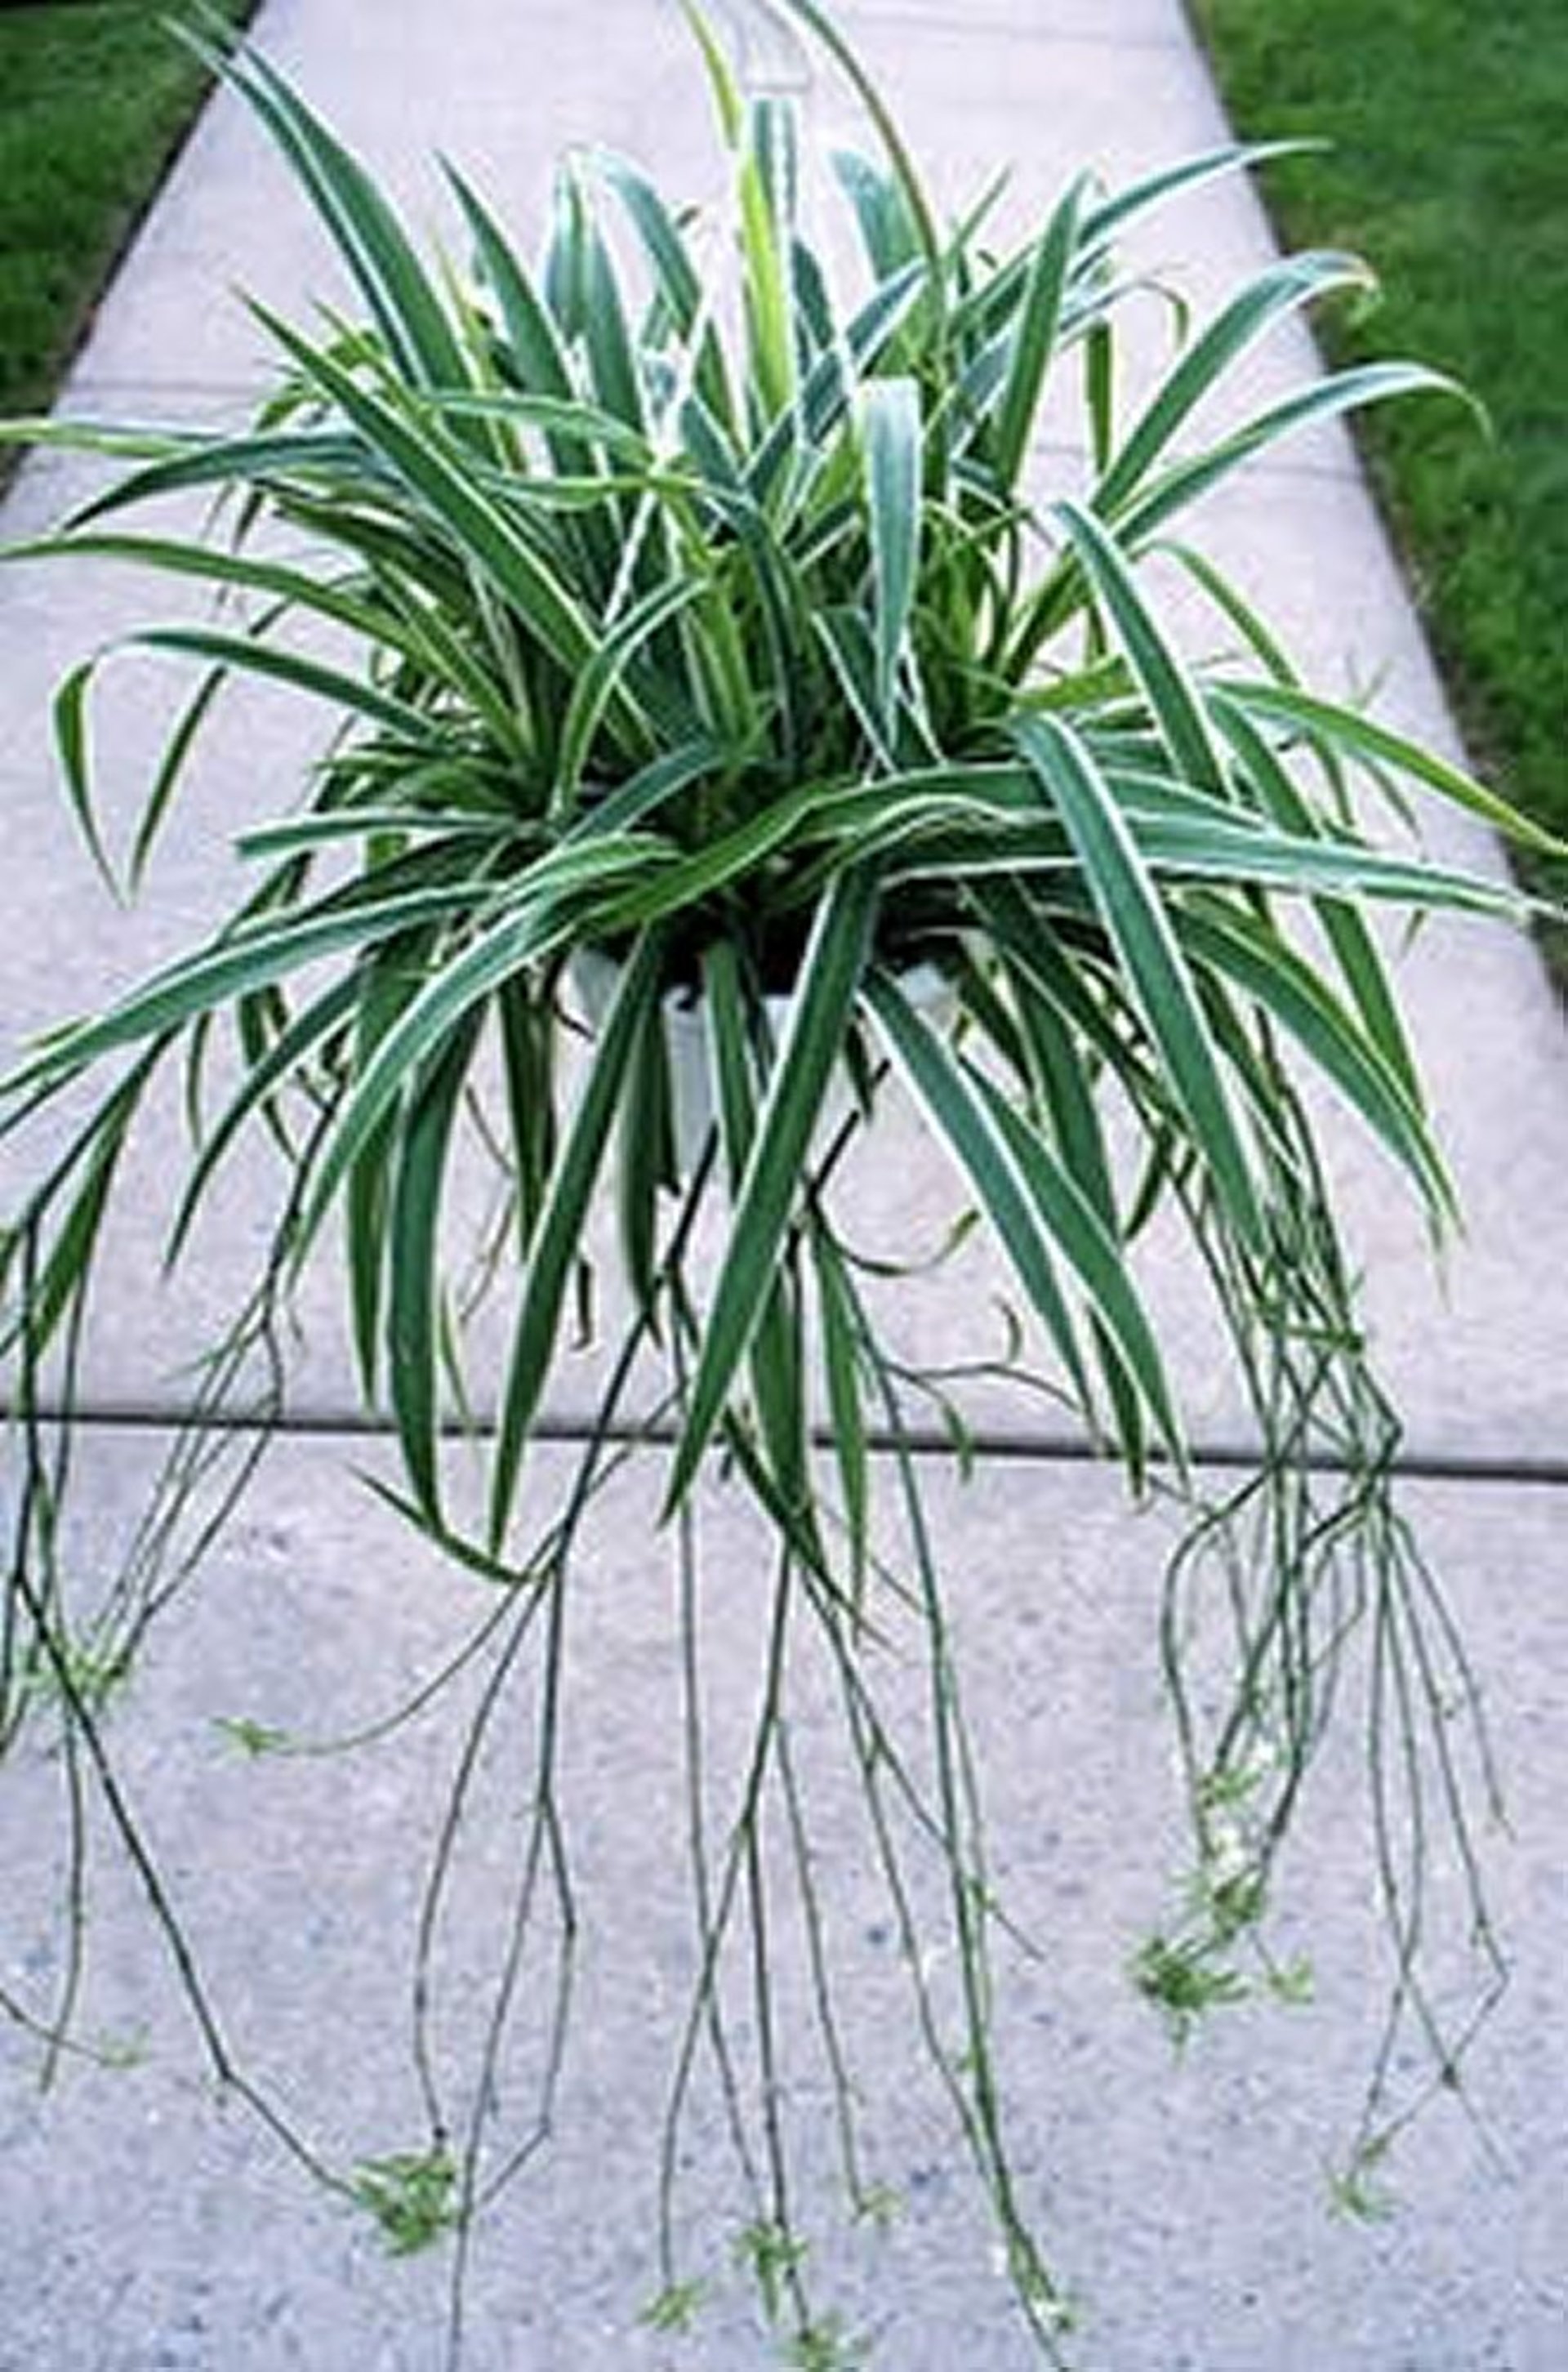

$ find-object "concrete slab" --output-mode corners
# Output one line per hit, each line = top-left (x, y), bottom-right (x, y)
(838, 0), (1187, 44)
(1142, 458), (1568, 1442)
(6, 938), (1561, 1486)
(1, 1425), (1563, 2367)
(7, 2), (1560, 1469)
(43, 12), (1359, 535)
(5, 457), (1561, 1473)
(45, 0), (1317, 430)
(0, 711), (1560, 1480)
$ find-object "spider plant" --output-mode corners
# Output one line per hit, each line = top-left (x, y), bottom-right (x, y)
(1, 2), (1557, 2361)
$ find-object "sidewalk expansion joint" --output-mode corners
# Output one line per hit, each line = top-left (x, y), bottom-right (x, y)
(844, 15), (1189, 56)
(7, 1395), (1567, 1491)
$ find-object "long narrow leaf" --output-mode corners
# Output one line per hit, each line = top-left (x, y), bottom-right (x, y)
(292, 853), (657, 1260)
(1079, 140), (1316, 255)
(1176, 901), (1454, 1219)
(193, 29), (470, 394)
(1118, 362), (1464, 549)
(131, 624), (447, 747)
(1054, 500), (1223, 793)
(490, 933), (665, 1545)
(965, 1059), (1180, 1460)
(555, 577), (707, 812)
(996, 952), (1148, 1474)
(1216, 678), (1568, 858)
(993, 177), (1083, 489)
(388, 1009), (483, 1519)
(1013, 713), (1266, 1253)
(1208, 692), (1424, 1101)
(250, 305), (613, 700)
(862, 968), (1098, 1425)
(3, 877), (491, 1099)
(666, 867), (878, 1511)
(702, 941), (819, 1543)
(862, 377), (922, 728)
(166, 970), (361, 1264)
(1093, 250), (1373, 517)
(51, 659), (118, 896)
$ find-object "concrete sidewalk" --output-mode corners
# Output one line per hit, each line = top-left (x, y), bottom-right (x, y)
(1, 3), (1564, 2367)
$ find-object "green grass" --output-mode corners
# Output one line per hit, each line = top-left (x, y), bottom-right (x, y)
(1190, 0), (1568, 972)
(0, 0), (256, 440)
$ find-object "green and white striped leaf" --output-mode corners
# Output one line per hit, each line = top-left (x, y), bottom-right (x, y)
(862, 376), (922, 729)
(861, 969), (1101, 1430)
(1093, 250), (1373, 517)
(2, 876), (491, 1099)
(387, 1007), (483, 1521)
(490, 933), (666, 1546)
(1217, 677), (1568, 859)
(1013, 711), (1266, 1253)
(666, 867), (878, 1511)
(189, 28), (470, 395)
(1054, 499), (1223, 793)
(992, 177), (1083, 490)
(1175, 900), (1454, 1219)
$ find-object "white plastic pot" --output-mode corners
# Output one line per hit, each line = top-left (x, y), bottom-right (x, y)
(571, 946), (955, 1173)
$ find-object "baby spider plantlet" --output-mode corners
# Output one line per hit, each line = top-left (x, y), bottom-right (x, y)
(18, 1626), (133, 1723)
(1265, 1955), (1317, 2008)
(782, 2314), (868, 2372)
(850, 2183), (904, 2233)
(736, 2218), (812, 2328)
(351, 2145), (461, 2257)
(1132, 1932), (1251, 2050)
(1328, 2138), (1398, 2226)
(212, 1714), (291, 1758)
(639, 2278), (711, 2335)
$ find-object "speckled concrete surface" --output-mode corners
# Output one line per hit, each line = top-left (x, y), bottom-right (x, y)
(2, 1432), (1564, 2370)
